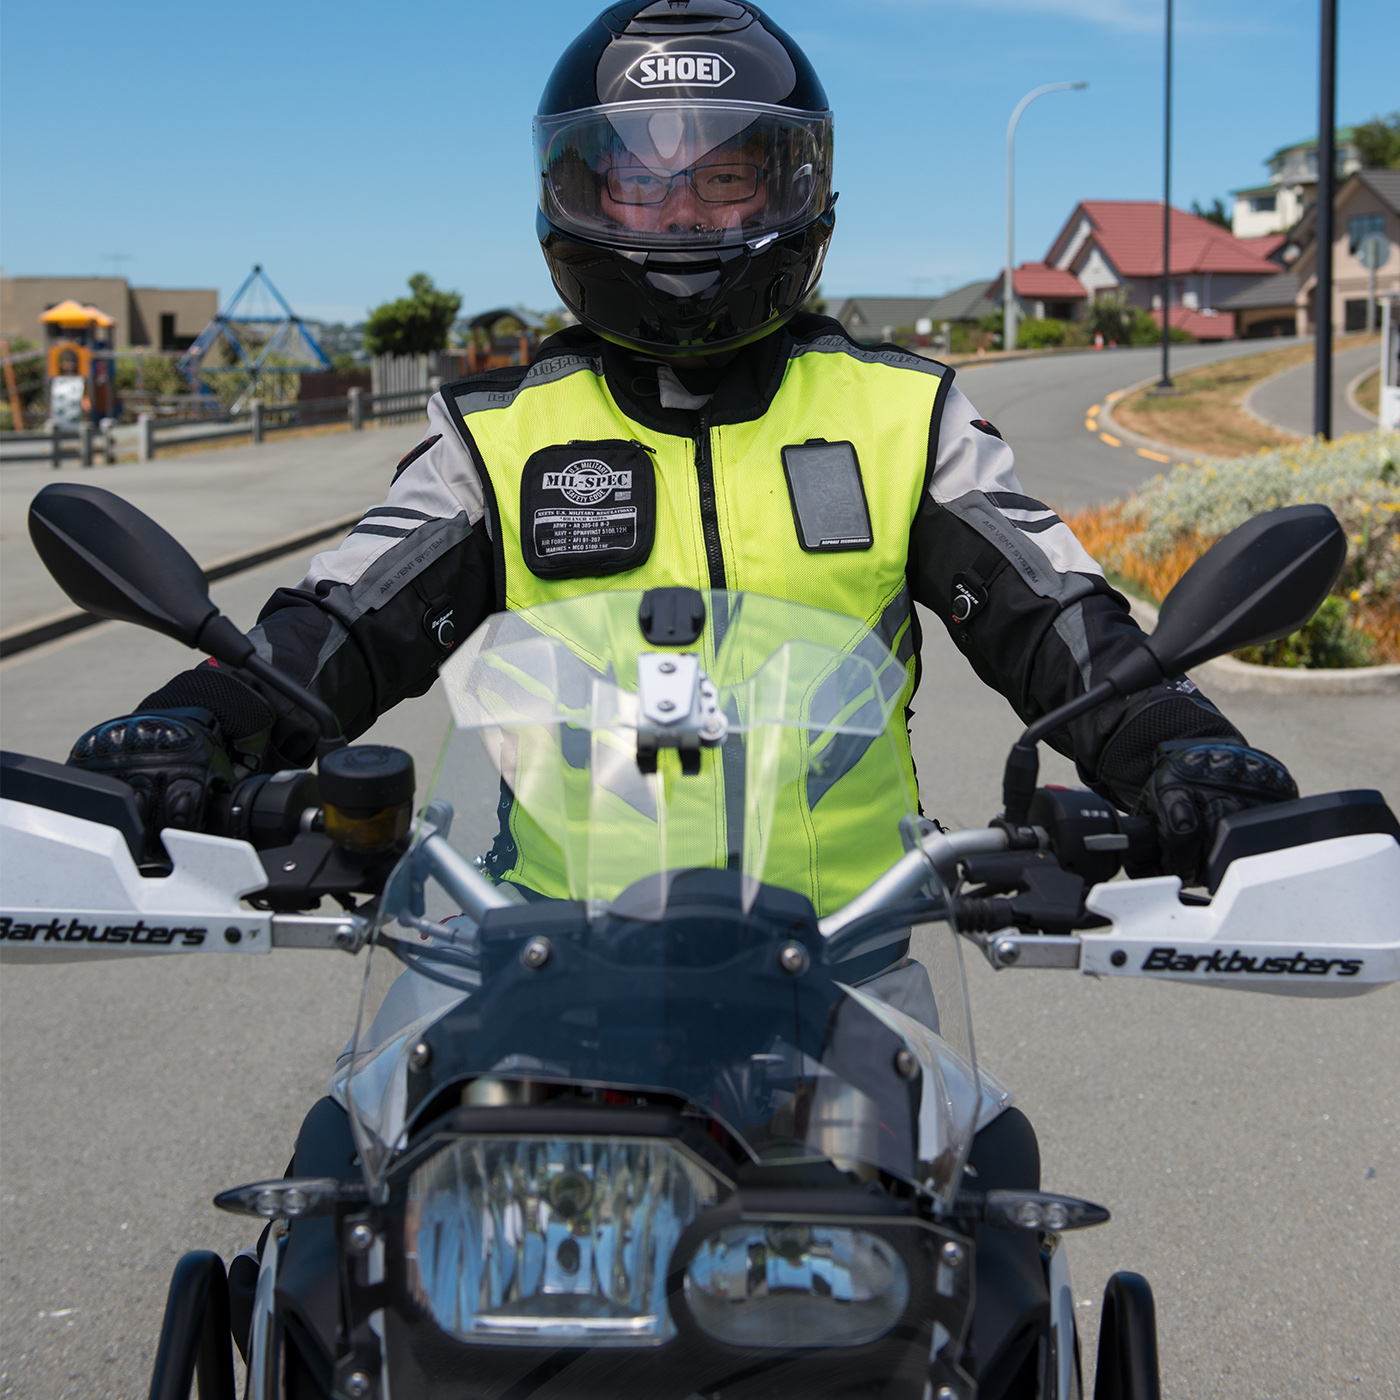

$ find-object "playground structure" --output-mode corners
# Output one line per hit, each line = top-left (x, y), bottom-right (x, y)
(37, 300), (119, 426)
(178, 265), (330, 412)
(457, 308), (547, 373)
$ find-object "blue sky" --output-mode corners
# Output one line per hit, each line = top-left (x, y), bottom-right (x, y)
(2, 0), (1395, 324)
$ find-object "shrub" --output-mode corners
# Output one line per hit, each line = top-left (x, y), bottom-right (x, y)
(1235, 595), (1376, 668)
(1065, 431), (1400, 665)
(1016, 317), (1065, 349)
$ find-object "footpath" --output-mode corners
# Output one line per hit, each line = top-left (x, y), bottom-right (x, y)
(1, 420), (425, 645)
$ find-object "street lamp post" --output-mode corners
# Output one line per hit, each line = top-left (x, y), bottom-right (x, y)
(1005, 81), (1087, 354)
(1157, 0), (1174, 389)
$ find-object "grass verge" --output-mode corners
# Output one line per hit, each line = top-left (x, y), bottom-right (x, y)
(1356, 370), (1379, 417)
(1067, 431), (1400, 665)
(1112, 335), (1378, 459)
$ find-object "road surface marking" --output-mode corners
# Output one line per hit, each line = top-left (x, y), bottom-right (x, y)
(1085, 418), (1098, 431)
(1088, 404), (1102, 416)
(1136, 447), (1172, 463)
(1099, 432), (1121, 447)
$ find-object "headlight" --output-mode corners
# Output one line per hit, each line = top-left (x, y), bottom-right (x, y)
(405, 1136), (720, 1346)
(683, 1224), (909, 1347)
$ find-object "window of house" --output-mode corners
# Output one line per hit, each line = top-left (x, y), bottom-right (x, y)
(1250, 194), (1277, 213)
(1344, 299), (1368, 332)
(1349, 212), (1385, 254)
(160, 313), (177, 350)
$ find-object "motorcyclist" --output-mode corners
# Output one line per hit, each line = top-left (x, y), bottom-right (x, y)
(65, 3), (1298, 1388)
(68, 2), (1294, 895)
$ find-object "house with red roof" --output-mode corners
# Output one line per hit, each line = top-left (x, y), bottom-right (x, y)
(988, 263), (1088, 323)
(1040, 200), (1285, 339)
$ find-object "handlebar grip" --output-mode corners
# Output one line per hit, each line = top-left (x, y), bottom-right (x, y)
(1118, 814), (1160, 872)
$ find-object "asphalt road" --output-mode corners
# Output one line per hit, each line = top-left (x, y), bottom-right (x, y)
(0, 422), (424, 636)
(1245, 341), (1381, 440)
(3, 342), (1397, 1400)
(947, 337), (1308, 511)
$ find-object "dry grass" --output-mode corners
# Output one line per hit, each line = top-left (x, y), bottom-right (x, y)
(1356, 370), (1380, 416)
(1112, 335), (1380, 459)
(1067, 497), (1399, 664)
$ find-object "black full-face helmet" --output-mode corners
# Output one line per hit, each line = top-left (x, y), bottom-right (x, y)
(535, 0), (835, 357)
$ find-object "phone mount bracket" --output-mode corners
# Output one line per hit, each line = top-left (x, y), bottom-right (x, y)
(636, 652), (728, 775)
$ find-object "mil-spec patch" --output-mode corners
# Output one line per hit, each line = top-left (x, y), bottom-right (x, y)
(519, 439), (656, 579)
(780, 439), (874, 553)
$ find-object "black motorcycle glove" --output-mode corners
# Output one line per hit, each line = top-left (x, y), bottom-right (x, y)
(67, 708), (236, 861)
(1136, 740), (1298, 886)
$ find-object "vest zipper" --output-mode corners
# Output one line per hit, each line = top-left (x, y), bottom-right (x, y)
(693, 410), (727, 590)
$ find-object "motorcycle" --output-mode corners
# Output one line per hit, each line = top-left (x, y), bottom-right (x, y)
(3, 483), (1398, 1400)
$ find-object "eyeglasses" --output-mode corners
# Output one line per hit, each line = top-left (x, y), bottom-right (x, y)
(604, 162), (762, 206)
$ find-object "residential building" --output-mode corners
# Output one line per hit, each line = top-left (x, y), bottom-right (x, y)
(1043, 201), (1280, 328)
(1290, 168), (1400, 335)
(988, 263), (1088, 322)
(0, 276), (217, 350)
(1216, 273), (1302, 339)
(1231, 128), (1362, 239)
(834, 282), (996, 343)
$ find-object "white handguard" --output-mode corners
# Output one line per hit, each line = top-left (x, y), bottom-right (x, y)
(1079, 832), (1400, 996)
(0, 799), (363, 960)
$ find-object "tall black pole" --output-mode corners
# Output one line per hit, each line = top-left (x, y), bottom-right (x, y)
(1313, 0), (1337, 438)
(1157, 0), (1173, 389)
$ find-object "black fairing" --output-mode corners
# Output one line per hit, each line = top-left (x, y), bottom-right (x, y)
(539, 2), (828, 114)
(539, 202), (835, 356)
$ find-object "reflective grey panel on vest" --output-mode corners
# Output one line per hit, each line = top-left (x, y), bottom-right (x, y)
(789, 334), (948, 379)
(806, 696), (886, 810)
(942, 491), (1094, 604)
(453, 354), (603, 419)
(781, 440), (873, 552)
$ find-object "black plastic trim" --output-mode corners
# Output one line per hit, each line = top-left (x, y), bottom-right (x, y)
(1207, 788), (1400, 893)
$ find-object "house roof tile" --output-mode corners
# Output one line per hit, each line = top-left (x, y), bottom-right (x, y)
(994, 263), (1087, 299)
(1150, 306), (1237, 340)
(1216, 272), (1300, 311)
(1239, 234), (1288, 260)
(1071, 201), (1282, 277)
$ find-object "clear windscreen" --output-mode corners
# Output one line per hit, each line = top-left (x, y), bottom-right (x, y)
(339, 593), (986, 1215)
(535, 101), (833, 250)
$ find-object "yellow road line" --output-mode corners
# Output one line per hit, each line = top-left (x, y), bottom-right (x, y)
(1099, 432), (1121, 447)
(1136, 447), (1172, 463)
(1088, 404), (1102, 416)
(1085, 418), (1098, 431)
(1105, 389), (1125, 403)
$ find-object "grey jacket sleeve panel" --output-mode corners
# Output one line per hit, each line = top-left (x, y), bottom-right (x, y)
(911, 384), (1242, 804)
(141, 395), (499, 772)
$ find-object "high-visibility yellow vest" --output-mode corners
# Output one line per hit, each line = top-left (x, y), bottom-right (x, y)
(443, 338), (951, 913)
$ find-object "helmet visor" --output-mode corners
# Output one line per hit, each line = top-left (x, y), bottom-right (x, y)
(536, 101), (833, 251)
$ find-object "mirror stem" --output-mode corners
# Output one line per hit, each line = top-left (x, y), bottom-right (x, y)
(1002, 678), (1117, 826)
(242, 653), (345, 755)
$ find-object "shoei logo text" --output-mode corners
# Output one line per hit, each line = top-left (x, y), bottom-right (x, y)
(626, 52), (735, 89)
(1142, 946), (1362, 977)
(542, 461), (632, 506)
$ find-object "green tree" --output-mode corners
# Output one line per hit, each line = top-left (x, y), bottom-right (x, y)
(1354, 112), (1400, 169)
(1190, 197), (1231, 229)
(364, 274), (463, 356)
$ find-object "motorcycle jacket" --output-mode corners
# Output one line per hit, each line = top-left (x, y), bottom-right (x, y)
(139, 315), (1242, 844)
